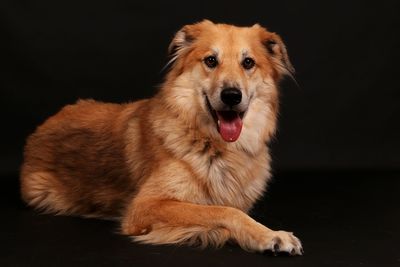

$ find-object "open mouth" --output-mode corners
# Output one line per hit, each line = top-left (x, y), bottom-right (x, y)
(205, 96), (245, 142)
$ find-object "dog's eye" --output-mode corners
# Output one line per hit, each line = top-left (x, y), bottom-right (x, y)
(242, 57), (255, 70)
(204, 56), (218, 68)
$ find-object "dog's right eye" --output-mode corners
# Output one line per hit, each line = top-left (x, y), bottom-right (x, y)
(204, 56), (218, 68)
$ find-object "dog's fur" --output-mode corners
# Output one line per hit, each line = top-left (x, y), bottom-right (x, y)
(20, 20), (302, 255)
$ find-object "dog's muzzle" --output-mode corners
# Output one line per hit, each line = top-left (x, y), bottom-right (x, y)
(205, 91), (245, 143)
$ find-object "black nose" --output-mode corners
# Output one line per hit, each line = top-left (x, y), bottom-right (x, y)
(220, 88), (242, 106)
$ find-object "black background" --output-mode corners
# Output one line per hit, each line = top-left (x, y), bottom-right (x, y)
(1, 0), (400, 175)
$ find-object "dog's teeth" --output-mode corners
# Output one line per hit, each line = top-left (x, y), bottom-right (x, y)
(217, 120), (220, 126)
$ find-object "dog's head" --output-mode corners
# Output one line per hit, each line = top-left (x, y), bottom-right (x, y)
(164, 20), (293, 143)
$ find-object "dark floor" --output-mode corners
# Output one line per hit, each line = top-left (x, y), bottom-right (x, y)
(1, 171), (399, 267)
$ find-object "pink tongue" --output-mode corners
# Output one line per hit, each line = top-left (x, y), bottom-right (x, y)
(216, 111), (243, 142)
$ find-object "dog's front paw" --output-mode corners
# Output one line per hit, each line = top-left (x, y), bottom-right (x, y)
(260, 230), (303, 256)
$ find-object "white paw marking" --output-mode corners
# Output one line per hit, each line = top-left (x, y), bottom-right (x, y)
(260, 230), (303, 256)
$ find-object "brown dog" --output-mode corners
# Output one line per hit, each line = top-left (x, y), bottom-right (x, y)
(20, 20), (303, 255)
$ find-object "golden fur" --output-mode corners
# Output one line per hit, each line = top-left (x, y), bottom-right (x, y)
(20, 20), (303, 255)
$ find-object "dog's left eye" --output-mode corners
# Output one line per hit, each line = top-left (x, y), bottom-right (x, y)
(204, 56), (218, 68)
(242, 57), (255, 70)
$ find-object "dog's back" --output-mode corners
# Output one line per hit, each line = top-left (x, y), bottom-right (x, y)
(20, 100), (145, 218)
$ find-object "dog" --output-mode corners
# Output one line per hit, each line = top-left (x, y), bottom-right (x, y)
(20, 20), (303, 255)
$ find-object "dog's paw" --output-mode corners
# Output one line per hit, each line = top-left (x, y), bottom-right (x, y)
(260, 230), (303, 256)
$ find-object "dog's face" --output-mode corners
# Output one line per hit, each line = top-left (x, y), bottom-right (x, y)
(165, 20), (293, 142)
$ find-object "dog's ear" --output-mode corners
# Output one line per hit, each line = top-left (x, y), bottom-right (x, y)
(167, 26), (195, 59)
(167, 20), (214, 67)
(254, 24), (295, 78)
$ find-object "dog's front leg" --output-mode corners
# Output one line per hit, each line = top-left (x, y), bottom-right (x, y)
(121, 198), (302, 255)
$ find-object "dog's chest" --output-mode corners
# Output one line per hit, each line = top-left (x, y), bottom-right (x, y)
(182, 142), (271, 211)
(209, 156), (268, 210)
